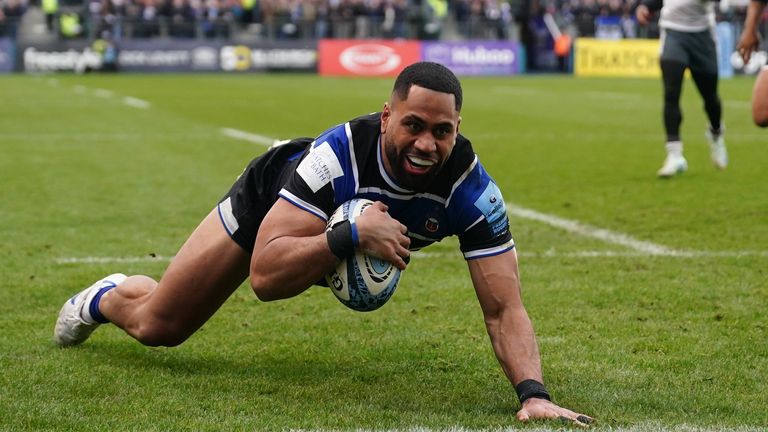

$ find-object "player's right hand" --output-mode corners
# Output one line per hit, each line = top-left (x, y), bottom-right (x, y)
(737, 31), (760, 64)
(635, 5), (651, 25)
(356, 201), (410, 270)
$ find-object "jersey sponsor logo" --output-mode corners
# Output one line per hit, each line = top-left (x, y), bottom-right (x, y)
(474, 182), (507, 235)
(297, 141), (343, 193)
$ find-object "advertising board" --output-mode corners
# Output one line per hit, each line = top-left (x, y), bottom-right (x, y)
(16, 40), (317, 73)
(318, 39), (421, 76)
(421, 41), (521, 76)
(574, 38), (660, 78)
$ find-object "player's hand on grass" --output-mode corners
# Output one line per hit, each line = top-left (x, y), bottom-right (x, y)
(356, 201), (410, 269)
(516, 398), (593, 427)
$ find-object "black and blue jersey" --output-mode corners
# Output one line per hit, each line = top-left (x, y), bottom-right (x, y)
(219, 113), (513, 260)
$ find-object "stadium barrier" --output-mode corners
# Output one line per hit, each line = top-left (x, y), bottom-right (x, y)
(574, 38), (660, 78)
(318, 39), (522, 77)
(13, 38), (524, 77)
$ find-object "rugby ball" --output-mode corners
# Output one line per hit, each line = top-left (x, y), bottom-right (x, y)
(324, 198), (401, 312)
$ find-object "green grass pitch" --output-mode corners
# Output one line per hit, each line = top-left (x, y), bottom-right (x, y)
(0, 73), (766, 431)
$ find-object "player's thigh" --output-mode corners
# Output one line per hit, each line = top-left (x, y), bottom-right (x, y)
(660, 29), (690, 66)
(143, 208), (251, 332)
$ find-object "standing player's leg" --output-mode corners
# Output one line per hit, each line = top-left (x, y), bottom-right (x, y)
(54, 208), (251, 347)
(690, 30), (727, 169)
(657, 58), (688, 177)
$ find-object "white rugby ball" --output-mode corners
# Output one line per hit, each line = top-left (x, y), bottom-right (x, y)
(325, 198), (401, 312)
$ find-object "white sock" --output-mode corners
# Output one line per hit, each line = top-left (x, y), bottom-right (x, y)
(665, 141), (683, 157)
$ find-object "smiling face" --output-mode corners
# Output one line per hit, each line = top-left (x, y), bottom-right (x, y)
(380, 85), (461, 192)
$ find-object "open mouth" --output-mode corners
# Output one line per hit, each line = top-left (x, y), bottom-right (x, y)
(405, 155), (436, 172)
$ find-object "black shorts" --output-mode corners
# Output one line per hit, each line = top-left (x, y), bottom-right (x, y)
(217, 138), (311, 253)
(660, 28), (718, 75)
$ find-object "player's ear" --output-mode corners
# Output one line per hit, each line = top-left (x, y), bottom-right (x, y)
(381, 102), (391, 134)
(456, 116), (461, 134)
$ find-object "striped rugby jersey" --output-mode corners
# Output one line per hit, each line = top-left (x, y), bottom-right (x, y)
(278, 113), (514, 260)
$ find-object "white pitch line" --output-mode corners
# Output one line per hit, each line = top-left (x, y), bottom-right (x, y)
(123, 96), (151, 109)
(220, 127), (277, 146)
(44, 126), (748, 261)
(506, 203), (678, 255)
(93, 88), (114, 98)
(55, 255), (174, 264)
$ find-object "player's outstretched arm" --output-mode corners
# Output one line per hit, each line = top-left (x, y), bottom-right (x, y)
(467, 250), (593, 426)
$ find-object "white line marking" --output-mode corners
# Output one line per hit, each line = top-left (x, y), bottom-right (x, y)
(45, 127), (757, 262)
(93, 88), (114, 98)
(55, 255), (174, 264)
(506, 203), (678, 255)
(123, 96), (151, 109)
(221, 128), (277, 146)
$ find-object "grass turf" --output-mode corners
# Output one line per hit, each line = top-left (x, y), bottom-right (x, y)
(0, 73), (766, 430)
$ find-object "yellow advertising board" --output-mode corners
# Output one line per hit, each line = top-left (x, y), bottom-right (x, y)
(574, 38), (661, 78)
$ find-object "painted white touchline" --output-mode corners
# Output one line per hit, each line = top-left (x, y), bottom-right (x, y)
(55, 255), (174, 264)
(506, 203), (678, 255)
(123, 96), (151, 109)
(220, 128), (277, 146)
(93, 88), (114, 98)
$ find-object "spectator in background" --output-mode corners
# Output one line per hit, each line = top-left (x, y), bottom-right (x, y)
(133, 0), (161, 37)
(636, 0), (727, 178)
(572, 0), (598, 36)
(202, 0), (233, 38)
(168, 0), (196, 37)
(1, 0), (26, 38)
(240, 0), (256, 26)
(42, 0), (58, 32)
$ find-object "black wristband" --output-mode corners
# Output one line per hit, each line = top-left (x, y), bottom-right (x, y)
(326, 220), (355, 259)
(515, 379), (551, 405)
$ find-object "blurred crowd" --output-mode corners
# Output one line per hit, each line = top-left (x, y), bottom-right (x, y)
(0, 0), (760, 41)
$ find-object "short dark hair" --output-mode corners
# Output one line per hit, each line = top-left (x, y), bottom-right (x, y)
(392, 62), (463, 112)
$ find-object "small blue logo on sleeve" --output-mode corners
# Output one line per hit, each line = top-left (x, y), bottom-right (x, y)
(474, 182), (508, 235)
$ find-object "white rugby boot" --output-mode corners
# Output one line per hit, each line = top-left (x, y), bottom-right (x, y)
(657, 141), (688, 178)
(705, 127), (728, 170)
(53, 273), (126, 347)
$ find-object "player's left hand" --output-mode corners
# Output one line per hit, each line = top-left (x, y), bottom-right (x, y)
(516, 398), (593, 427)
